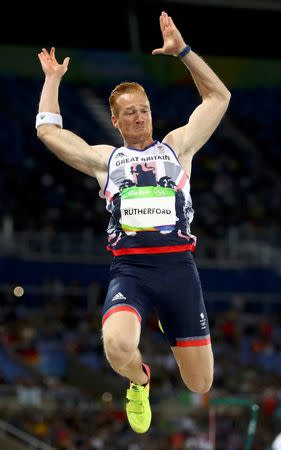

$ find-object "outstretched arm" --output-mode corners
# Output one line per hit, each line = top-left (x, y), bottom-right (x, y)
(153, 12), (231, 157)
(37, 48), (112, 178)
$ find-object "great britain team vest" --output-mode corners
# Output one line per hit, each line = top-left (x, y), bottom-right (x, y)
(103, 140), (197, 255)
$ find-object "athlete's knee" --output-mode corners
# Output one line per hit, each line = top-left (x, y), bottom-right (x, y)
(181, 372), (213, 394)
(103, 334), (137, 368)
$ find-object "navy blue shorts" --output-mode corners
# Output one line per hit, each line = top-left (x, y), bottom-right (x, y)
(102, 251), (211, 347)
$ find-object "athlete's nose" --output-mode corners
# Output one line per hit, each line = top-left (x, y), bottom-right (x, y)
(135, 112), (144, 123)
(133, 108), (143, 118)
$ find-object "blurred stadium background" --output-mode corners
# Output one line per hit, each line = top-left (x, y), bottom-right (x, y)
(0, 0), (281, 449)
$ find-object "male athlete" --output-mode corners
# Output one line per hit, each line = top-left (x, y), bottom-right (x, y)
(36, 11), (231, 433)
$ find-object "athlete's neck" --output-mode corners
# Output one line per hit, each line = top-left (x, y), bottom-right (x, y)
(124, 138), (155, 150)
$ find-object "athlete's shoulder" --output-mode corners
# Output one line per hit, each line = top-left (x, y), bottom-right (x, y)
(89, 144), (118, 165)
(159, 139), (178, 155)
(90, 144), (115, 153)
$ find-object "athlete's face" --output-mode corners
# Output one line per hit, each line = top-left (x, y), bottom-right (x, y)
(112, 91), (153, 143)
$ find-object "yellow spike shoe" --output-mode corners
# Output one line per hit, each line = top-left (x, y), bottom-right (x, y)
(126, 364), (151, 433)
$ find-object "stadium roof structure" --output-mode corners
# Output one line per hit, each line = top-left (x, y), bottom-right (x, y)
(166, 0), (281, 11)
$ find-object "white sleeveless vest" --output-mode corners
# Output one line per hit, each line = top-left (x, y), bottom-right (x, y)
(103, 141), (196, 255)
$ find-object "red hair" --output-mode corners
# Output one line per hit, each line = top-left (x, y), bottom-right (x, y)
(109, 81), (148, 116)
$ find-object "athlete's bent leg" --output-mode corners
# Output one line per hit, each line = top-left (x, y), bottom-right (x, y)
(102, 311), (148, 385)
(103, 310), (151, 433)
(171, 344), (214, 393)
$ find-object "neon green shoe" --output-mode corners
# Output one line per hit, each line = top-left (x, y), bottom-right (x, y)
(126, 364), (151, 433)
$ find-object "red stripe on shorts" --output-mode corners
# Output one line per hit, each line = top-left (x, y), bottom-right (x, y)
(102, 305), (141, 325)
(176, 337), (211, 347)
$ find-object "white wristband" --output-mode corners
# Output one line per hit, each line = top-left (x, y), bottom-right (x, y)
(35, 112), (63, 129)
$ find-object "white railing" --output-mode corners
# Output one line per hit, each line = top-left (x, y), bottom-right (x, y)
(1, 230), (110, 263)
(0, 419), (56, 450)
(1, 230), (281, 268)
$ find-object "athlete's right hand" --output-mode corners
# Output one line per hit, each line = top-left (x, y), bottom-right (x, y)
(38, 47), (70, 79)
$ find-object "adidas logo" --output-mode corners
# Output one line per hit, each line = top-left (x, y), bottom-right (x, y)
(111, 292), (126, 301)
(114, 152), (126, 158)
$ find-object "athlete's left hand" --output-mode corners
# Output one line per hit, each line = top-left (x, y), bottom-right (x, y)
(152, 11), (186, 57)
(38, 47), (70, 80)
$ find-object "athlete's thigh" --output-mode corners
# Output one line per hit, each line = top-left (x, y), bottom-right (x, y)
(171, 344), (214, 378)
(102, 259), (152, 339)
(156, 253), (211, 348)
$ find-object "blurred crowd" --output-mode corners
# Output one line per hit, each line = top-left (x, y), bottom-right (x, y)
(0, 277), (281, 449)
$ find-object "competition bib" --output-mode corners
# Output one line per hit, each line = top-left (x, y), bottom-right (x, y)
(120, 186), (176, 232)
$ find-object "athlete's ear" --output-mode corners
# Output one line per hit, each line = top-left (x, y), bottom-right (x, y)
(111, 115), (118, 128)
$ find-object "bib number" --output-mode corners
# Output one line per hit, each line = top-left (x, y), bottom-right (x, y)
(120, 186), (176, 232)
